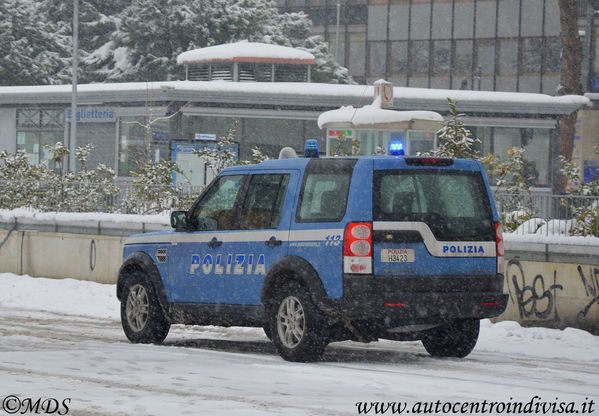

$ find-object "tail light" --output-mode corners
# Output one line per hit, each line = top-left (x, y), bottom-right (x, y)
(495, 222), (505, 274)
(343, 222), (372, 274)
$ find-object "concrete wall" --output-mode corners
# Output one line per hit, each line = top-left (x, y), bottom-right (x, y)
(0, 216), (169, 284)
(0, 229), (125, 284)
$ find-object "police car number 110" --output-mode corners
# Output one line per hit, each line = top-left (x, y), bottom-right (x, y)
(381, 248), (415, 263)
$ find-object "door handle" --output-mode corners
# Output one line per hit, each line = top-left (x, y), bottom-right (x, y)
(265, 237), (282, 247)
(208, 237), (223, 248)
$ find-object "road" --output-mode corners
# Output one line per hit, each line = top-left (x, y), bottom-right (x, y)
(0, 274), (598, 415)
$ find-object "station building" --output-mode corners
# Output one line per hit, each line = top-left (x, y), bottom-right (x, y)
(0, 42), (592, 192)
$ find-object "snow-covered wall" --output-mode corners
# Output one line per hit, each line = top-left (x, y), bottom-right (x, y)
(1, 210), (598, 333)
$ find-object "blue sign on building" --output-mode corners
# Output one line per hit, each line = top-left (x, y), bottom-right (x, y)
(66, 107), (115, 122)
(592, 74), (599, 92)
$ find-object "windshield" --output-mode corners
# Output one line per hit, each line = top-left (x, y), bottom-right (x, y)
(373, 170), (495, 241)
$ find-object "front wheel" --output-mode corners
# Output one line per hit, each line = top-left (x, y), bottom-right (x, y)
(267, 282), (328, 362)
(120, 272), (170, 344)
(421, 319), (480, 358)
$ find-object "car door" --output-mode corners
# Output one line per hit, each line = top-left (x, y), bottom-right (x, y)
(168, 174), (245, 303)
(218, 171), (296, 305)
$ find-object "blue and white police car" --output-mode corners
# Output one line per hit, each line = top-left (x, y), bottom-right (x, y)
(117, 143), (508, 362)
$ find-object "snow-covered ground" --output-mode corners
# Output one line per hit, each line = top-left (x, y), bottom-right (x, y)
(0, 273), (597, 415)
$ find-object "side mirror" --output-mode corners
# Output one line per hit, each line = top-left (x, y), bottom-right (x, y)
(170, 210), (188, 230)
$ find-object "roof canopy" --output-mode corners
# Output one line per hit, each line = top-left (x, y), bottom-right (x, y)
(177, 41), (315, 65)
(317, 106), (445, 130)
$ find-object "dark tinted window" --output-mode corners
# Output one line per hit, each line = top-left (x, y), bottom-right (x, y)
(240, 174), (290, 230)
(297, 159), (356, 222)
(373, 170), (494, 240)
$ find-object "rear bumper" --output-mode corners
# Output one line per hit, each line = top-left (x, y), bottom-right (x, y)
(331, 274), (508, 327)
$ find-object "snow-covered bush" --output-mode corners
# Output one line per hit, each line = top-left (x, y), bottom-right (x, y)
(119, 159), (193, 215)
(560, 148), (599, 237)
(0, 150), (45, 209)
(481, 146), (537, 232)
(0, 144), (119, 213)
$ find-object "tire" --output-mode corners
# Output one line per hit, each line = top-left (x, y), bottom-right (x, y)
(267, 281), (328, 362)
(421, 319), (480, 358)
(120, 271), (170, 344)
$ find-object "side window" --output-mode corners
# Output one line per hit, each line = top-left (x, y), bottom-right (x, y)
(297, 173), (351, 222)
(240, 174), (290, 230)
(191, 175), (244, 230)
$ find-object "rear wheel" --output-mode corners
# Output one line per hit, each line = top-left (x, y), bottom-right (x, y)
(421, 319), (480, 358)
(268, 282), (328, 362)
(120, 272), (170, 344)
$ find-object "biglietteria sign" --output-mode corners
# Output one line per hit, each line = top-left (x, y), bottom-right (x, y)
(67, 108), (115, 123)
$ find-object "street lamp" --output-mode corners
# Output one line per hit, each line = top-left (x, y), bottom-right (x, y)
(69, 0), (78, 172)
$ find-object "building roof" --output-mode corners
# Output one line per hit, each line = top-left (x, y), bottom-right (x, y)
(0, 81), (590, 118)
(176, 41), (315, 65)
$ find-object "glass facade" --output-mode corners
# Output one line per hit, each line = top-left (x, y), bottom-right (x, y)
(118, 116), (170, 176)
(324, 125), (551, 187)
(469, 126), (551, 186)
(325, 129), (436, 156)
(290, 0), (581, 94)
(16, 109), (64, 171)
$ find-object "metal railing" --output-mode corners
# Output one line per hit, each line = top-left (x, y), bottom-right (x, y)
(494, 191), (599, 236)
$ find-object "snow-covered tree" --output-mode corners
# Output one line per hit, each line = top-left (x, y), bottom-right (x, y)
(0, 0), (71, 86)
(104, 0), (353, 83)
(260, 10), (353, 84)
(433, 98), (481, 159)
(1, 0), (352, 85)
(193, 120), (240, 177)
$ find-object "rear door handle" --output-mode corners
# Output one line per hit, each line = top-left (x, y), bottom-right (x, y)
(208, 237), (223, 248)
(265, 237), (282, 247)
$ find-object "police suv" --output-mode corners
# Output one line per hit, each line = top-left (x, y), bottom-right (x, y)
(117, 145), (508, 362)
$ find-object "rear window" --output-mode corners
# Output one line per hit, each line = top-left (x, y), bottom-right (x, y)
(373, 170), (494, 240)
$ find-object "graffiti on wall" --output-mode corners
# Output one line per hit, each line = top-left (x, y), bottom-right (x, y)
(504, 259), (599, 333)
(577, 265), (599, 319)
(506, 259), (564, 322)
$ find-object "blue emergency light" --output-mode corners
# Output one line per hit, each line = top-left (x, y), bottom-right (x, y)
(304, 139), (319, 158)
(389, 140), (405, 156)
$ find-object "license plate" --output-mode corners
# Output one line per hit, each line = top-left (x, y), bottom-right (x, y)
(381, 248), (415, 263)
